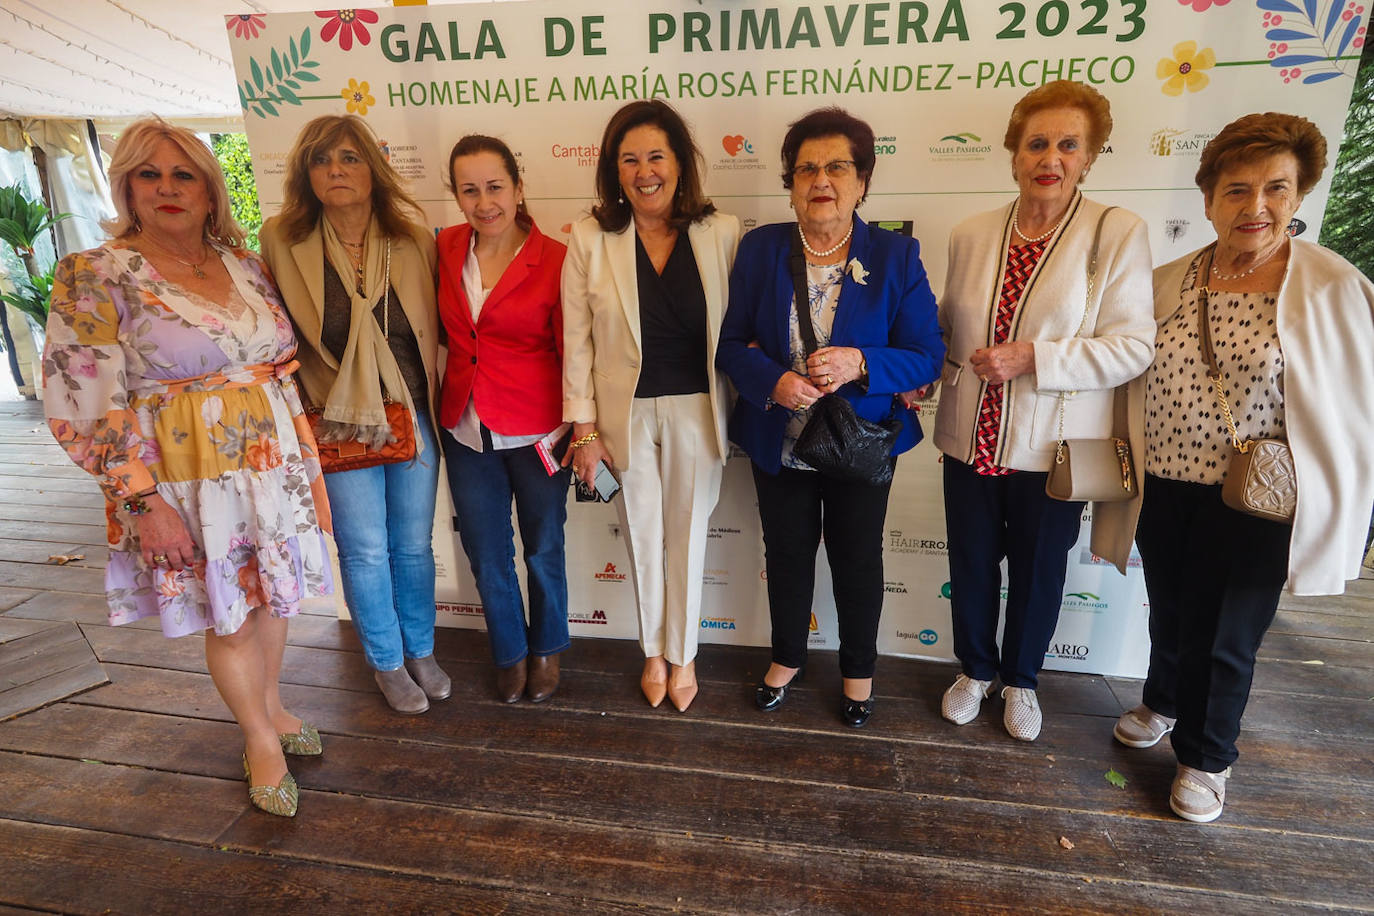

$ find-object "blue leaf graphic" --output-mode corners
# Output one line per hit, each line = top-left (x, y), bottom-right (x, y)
(1303, 0), (1317, 24)
(1257, 0), (1302, 11)
(1270, 53), (1328, 65)
(1303, 70), (1343, 83)
(1266, 28), (1315, 40)
(1337, 15), (1364, 56)
(1324, 0), (1344, 40)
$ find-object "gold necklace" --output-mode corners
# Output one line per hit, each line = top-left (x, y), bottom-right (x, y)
(145, 235), (212, 279)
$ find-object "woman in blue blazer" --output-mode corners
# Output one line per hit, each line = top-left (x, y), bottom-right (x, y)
(716, 107), (944, 727)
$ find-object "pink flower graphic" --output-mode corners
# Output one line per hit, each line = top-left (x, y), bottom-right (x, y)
(1179, 0), (1230, 10)
(226, 14), (265, 39)
(316, 9), (379, 51)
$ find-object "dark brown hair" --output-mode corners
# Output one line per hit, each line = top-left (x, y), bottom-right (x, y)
(1195, 112), (1327, 198)
(276, 114), (427, 244)
(447, 134), (532, 229)
(779, 107), (876, 203)
(1002, 80), (1113, 158)
(591, 100), (715, 233)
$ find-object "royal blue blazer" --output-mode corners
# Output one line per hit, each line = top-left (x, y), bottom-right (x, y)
(716, 217), (945, 475)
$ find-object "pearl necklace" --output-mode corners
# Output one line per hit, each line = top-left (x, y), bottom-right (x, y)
(1011, 199), (1064, 244)
(1210, 243), (1284, 281)
(798, 222), (853, 258)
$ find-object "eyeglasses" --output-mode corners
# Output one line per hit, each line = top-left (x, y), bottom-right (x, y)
(791, 160), (857, 180)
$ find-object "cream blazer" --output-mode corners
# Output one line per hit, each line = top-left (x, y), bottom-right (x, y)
(1144, 240), (1374, 596)
(561, 211), (740, 470)
(932, 195), (1155, 572)
(259, 217), (440, 425)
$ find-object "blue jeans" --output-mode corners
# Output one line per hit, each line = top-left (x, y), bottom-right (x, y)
(442, 430), (570, 667)
(324, 410), (440, 671)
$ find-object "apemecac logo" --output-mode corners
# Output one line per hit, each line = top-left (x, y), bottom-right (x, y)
(594, 562), (627, 582)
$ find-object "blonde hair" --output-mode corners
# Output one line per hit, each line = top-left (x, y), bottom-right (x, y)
(276, 114), (427, 244)
(103, 116), (245, 247)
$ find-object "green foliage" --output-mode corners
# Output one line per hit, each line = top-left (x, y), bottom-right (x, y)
(1, 269), (54, 325)
(0, 183), (72, 262)
(212, 133), (262, 252)
(1321, 40), (1374, 279)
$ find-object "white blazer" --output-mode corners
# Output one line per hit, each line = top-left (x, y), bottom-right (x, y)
(1149, 240), (1374, 596)
(561, 210), (740, 470)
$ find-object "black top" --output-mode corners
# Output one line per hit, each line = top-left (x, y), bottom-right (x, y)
(321, 260), (428, 406)
(633, 232), (709, 398)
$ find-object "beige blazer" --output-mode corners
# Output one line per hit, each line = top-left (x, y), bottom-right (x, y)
(561, 211), (740, 470)
(259, 217), (440, 425)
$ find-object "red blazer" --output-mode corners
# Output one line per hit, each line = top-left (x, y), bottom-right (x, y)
(437, 221), (567, 434)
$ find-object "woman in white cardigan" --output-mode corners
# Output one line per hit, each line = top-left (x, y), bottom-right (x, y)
(562, 100), (739, 713)
(1114, 113), (1374, 824)
(931, 81), (1154, 742)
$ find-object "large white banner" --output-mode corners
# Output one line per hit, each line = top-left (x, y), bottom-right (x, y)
(229, 1), (1364, 677)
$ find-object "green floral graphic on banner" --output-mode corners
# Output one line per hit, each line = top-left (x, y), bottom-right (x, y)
(238, 28), (324, 119)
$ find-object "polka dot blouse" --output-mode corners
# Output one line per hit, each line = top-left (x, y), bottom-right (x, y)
(1146, 252), (1286, 485)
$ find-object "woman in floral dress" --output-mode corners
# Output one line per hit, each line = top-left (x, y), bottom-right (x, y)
(43, 118), (332, 818)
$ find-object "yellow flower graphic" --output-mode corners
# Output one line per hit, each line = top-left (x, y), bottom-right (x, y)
(1157, 41), (1216, 96)
(341, 78), (375, 115)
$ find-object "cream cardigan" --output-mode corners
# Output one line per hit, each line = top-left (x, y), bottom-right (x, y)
(932, 195), (1155, 571)
(1148, 240), (1374, 596)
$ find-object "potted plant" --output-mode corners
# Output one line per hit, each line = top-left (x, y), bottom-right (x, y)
(0, 183), (72, 395)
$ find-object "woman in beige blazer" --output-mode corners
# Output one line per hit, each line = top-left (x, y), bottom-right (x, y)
(562, 100), (740, 713)
(260, 114), (447, 717)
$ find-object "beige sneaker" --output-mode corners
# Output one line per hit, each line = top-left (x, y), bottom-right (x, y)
(1170, 765), (1230, 823)
(1001, 686), (1042, 741)
(942, 674), (994, 725)
(1113, 704), (1176, 748)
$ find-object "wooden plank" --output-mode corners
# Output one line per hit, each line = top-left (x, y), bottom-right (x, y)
(0, 618), (60, 645)
(0, 559), (106, 592)
(0, 540), (106, 567)
(1259, 631), (1374, 670)
(2, 591), (116, 625)
(1270, 609), (1374, 642)
(0, 820), (645, 915)
(0, 462), (93, 481)
(45, 666), (1374, 842)
(0, 657), (107, 721)
(0, 521), (107, 548)
(0, 621), (83, 665)
(0, 586), (37, 611)
(0, 639), (93, 693)
(0, 478), (105, 508)
(0, 503), (103, 525)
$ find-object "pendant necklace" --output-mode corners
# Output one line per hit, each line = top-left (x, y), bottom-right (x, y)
(148, 237), (212, 279)
(1011, 199), (1064, 244)
(1211, 242), (1284, 281)
(798, 222), (853, 259)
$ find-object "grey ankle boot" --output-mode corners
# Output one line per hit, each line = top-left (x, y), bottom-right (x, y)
(404, 655), (452, 700)
(374, 666), (429, 715)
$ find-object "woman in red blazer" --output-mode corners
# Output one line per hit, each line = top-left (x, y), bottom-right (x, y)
(437, 135), (570, 704)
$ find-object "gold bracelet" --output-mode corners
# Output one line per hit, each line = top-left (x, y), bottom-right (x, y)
(570, 430), (600, 449)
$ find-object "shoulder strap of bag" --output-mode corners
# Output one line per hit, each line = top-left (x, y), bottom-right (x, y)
(790, 225), (820, 355)
(1054, 206), (1119, 454)
(1195, 245), (1249, 451)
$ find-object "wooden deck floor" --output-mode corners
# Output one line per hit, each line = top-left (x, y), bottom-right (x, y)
(1, 398), (1371, 914)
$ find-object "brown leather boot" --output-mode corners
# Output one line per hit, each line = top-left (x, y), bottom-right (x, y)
(526, 653), (561, 703)
(495, 658), (527, 704)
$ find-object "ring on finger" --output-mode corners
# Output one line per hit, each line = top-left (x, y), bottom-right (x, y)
(151, 553), (168, 565)
(826, 374), (834, 386)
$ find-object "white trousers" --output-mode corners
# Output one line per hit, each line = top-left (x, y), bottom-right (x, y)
(616, 393), (724, 666)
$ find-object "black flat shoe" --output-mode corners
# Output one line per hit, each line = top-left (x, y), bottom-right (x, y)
(841, 696), (874, 728)
(754, 665), (804, 712)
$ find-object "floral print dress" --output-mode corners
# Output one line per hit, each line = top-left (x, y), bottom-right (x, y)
(43, 242), (333, 638)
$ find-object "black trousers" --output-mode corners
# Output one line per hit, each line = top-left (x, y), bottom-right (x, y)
(751, 462), (893, 679)
(1136, 473), (1291, 773)
(942, 456), (1085, 688)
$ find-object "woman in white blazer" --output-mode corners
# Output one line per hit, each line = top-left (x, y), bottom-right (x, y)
(931, 81), (1154, 742)
(562, 100), (740, 713)
(1114, 113), (1374, 824)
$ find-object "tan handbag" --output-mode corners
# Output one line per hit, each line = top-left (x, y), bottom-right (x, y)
(1045, 207), (1136, 503)
(1196, 247), (1295, 524)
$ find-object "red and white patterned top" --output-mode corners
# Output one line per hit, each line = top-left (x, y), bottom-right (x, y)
(972, 239), (1048, 476)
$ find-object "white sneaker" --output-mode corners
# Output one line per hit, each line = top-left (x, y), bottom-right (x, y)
(942, 674), (994, 725)
(1001, 686), (1042, 741)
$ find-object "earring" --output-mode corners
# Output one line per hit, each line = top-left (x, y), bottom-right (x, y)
(132, 212), (142, 233)
(618, 191), (625, 205)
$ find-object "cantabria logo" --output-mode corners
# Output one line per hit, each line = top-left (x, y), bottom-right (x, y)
(929, 131), (992, 161)
(722, 135), (754, 156)
(594, 562), (627, 582)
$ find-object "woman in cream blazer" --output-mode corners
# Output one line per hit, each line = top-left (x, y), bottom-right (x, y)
(562, 100), (739, 713)
(932, 82), (1154, 742)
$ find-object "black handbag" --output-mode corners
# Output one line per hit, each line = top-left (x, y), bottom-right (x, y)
(786, 227), (900, 486)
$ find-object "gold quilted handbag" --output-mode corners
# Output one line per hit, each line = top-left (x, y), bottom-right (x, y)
(1221, 438), (1296, 523)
